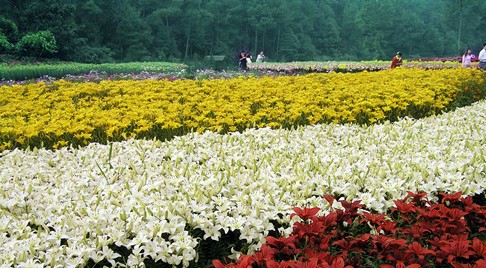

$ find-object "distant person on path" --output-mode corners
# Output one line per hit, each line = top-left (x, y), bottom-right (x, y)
(479, 43), (486, 70)
(390, 52), (403, 69)
(256, 51), (265, 62)
(246, 51), (252, 63)
(461, 49), (476, 68)
(239, 50), (249, 70)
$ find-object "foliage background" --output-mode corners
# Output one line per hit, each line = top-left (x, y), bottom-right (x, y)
(0, 0), (485, 64)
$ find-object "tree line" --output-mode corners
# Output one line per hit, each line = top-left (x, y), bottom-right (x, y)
(0, 0), (484, 64)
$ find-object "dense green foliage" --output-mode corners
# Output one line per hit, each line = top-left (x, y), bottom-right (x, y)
(15, 31), (58, 58)
(0, 0), (484, 63)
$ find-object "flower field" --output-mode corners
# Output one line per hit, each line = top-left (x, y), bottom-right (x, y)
(1, 68), (484, 151)
(248, 60), (462, 74)
(0, 66), (485, 267)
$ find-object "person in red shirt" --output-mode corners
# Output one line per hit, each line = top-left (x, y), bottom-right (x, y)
(391, 52), (403, 69)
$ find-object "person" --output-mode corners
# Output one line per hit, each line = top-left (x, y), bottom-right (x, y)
(246, 51), (252, 63)
(479, 43), (486, 70)
(461, 49), (476, 68)
(256, 51), (265, 62)
(239, 50), (249, 70)
(390, 52), (403, 69)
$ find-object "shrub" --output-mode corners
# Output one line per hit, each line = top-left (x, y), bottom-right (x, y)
(16, 30), (58, 58)
(70, 45), (114, 63)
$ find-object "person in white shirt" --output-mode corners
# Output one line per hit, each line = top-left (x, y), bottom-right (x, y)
(256, 51), (265, 62)
(479, 43), (486, 70)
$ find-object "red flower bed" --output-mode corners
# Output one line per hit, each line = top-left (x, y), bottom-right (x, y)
(214, 192), (486, 267)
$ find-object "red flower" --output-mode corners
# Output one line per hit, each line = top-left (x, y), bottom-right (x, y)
(445, 207), (468, 222)
(291, 207), (321, 221)
(266, 235), (299, 255)
(435, 248), (450, 264)
(332, 237), (365, 256)
(370, 236), (407, 259)
(450, 262), (474, 268)
(360, 211), (386, 225)
(439, 239), (475, 263)
(317, 234), (333, 251)
(339, 199), (364, 213)
(323, 194), (335, 206)
(392, 200), (417, 214)
(268, 259), (299, 268)
(406, 241), (436, 261)
(354, 233), (372, 244)
(293, 221), (326, 238)
(213, 254), (255, 268)
(471, 237), (486, 258)
(212, 259), (230, 268)
(384, 249), (413, 266)
(461, 196), (475, 206)
(418, 205), (442, 219)
(440, 191), (463, 205)
(402, 225), (432, 240)
(381, 264), (421, 268)
(403, 191), (429, 206)
(377, 220), (398, 234)
(320, 257), (348, 268)
(317, 212), (339, 229)
(287, 258), (318, 268)
(475, 260), (486, 267)
(301, 249), (331, 261)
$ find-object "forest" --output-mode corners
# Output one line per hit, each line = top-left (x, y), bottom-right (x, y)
(0, 0), (485, 64)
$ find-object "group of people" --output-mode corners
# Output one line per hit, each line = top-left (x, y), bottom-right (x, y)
(390, 43), (486, 70)
(462, 43), (486, 69)
(239, 50), (265, 70)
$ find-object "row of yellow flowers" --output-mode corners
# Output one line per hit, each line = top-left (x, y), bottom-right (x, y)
(0, 68), (484, 151)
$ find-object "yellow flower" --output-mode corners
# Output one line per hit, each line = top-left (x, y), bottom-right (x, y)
(15, 136), (26, 145)
(0, 68), (483, 150)
(74, 133), (91, 140)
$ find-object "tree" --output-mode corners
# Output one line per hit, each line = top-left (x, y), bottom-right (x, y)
(355, 0), (395, 60)
(0, 32), (12, 54)
(0, 0), (482, 62)
(279, 29), (300, 61)
(247, 0), (278, 57)
(70, 0), (113, 63)
(143, 0), (183, 60)
(0, 16), (18, 42)
(205, 0), (242, 57)
(308, 0), (341, 58)
(10, 0), (80, 60)
(443, 0), (486, 54)
(113, 3), (153, 61)
(0, 16), (17, 54)
(333, 0), (365, 60)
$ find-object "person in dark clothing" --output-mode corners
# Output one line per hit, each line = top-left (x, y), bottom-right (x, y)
(239, 50), (249, 70)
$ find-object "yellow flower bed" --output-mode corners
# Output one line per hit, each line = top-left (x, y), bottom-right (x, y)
(0, 68), (483, 150)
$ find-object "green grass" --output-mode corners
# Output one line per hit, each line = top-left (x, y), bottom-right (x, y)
(0, 62), (188, 81)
